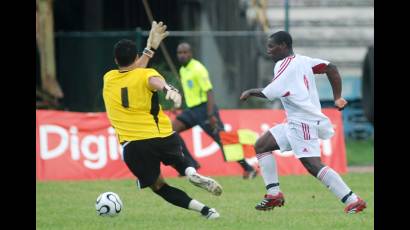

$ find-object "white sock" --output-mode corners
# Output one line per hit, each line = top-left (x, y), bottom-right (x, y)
(185, 167), (196, 177)
(316, 166), (358, 205)
(188, 199), (205, 213)
(257, 152), (280, 195)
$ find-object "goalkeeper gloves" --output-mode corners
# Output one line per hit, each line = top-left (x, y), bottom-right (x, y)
(146, 21), (170, 50)
(163, 84), (181, 108)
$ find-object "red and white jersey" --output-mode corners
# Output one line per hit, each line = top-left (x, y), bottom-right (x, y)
(262, 54), (330, 122)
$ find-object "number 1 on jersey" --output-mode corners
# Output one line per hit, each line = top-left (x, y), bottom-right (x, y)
(121, 87), (129, 108)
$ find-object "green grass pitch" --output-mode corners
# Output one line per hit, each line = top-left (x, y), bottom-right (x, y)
(37, 172), (373, 230)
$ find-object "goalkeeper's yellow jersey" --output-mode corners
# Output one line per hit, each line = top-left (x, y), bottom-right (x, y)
(103, 68), (173, 143)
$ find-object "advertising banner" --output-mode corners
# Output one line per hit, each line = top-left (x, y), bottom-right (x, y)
(36, 109), (346, 181)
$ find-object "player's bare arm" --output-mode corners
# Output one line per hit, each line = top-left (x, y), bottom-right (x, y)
(324, 63), (348, 110)
(206, 90), (218, 128)
(240, 88), (267, 101)
(206, 90), (216, 116)
(148, 76), (181, 108)
(135, 21), (170, 68)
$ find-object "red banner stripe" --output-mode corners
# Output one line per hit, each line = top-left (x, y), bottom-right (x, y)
(36, 109), (347, 181)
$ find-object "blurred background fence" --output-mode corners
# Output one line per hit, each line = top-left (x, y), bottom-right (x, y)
(54, 30), (266, 112)
(39, 0), (374, 140)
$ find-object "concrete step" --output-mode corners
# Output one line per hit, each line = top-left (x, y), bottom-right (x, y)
(292, 39), (372, 47)
(267, 0), (374, 7)
(266, 7), (373, 24)
(286, 27), (373, 47)
(294, 46), (367, 63)
(270, 19), (373, 27)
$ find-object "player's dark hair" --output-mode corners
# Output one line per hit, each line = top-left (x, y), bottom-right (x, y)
(270, 31), (293, 49)
(114, 39), (137, 67)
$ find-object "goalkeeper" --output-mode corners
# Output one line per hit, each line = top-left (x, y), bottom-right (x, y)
(102, 22), (222, 219)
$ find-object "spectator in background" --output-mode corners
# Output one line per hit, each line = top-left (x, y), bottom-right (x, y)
(172, 42), (257, 179)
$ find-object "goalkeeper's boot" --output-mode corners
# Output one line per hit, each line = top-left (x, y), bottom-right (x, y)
(345, 197), (367, 214)
(188, 173), (223, 196)
(255, 192), (285, 211)
(202, 208), (220, 219)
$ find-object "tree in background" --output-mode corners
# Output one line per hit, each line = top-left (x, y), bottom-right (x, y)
(36, 0), (64, 108)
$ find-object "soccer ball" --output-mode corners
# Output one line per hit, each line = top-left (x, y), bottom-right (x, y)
(95, 192), (123, 217)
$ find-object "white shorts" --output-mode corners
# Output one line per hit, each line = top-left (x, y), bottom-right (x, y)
(269, 118), (334, 158)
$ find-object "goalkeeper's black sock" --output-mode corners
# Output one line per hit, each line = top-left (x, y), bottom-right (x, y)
(153, 183), (192, 209)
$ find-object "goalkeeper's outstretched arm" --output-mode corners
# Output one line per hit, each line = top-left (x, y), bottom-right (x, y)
(135, 21), (170, 68)
(148, 76), (181, 108)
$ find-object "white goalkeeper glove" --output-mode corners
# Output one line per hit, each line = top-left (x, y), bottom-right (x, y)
(146, 21), (170, 50)
(163, 84), (181, 108)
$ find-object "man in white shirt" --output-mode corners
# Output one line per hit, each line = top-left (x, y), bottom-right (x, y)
(240, 31), (367, 214)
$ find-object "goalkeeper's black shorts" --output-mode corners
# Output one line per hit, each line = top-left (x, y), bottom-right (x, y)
(122, 133), (189, 188)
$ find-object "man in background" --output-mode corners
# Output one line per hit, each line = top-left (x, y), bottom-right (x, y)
(173, 42), (257, 179)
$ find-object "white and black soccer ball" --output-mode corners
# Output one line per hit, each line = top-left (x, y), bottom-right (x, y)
(95, 192), (123, 217)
